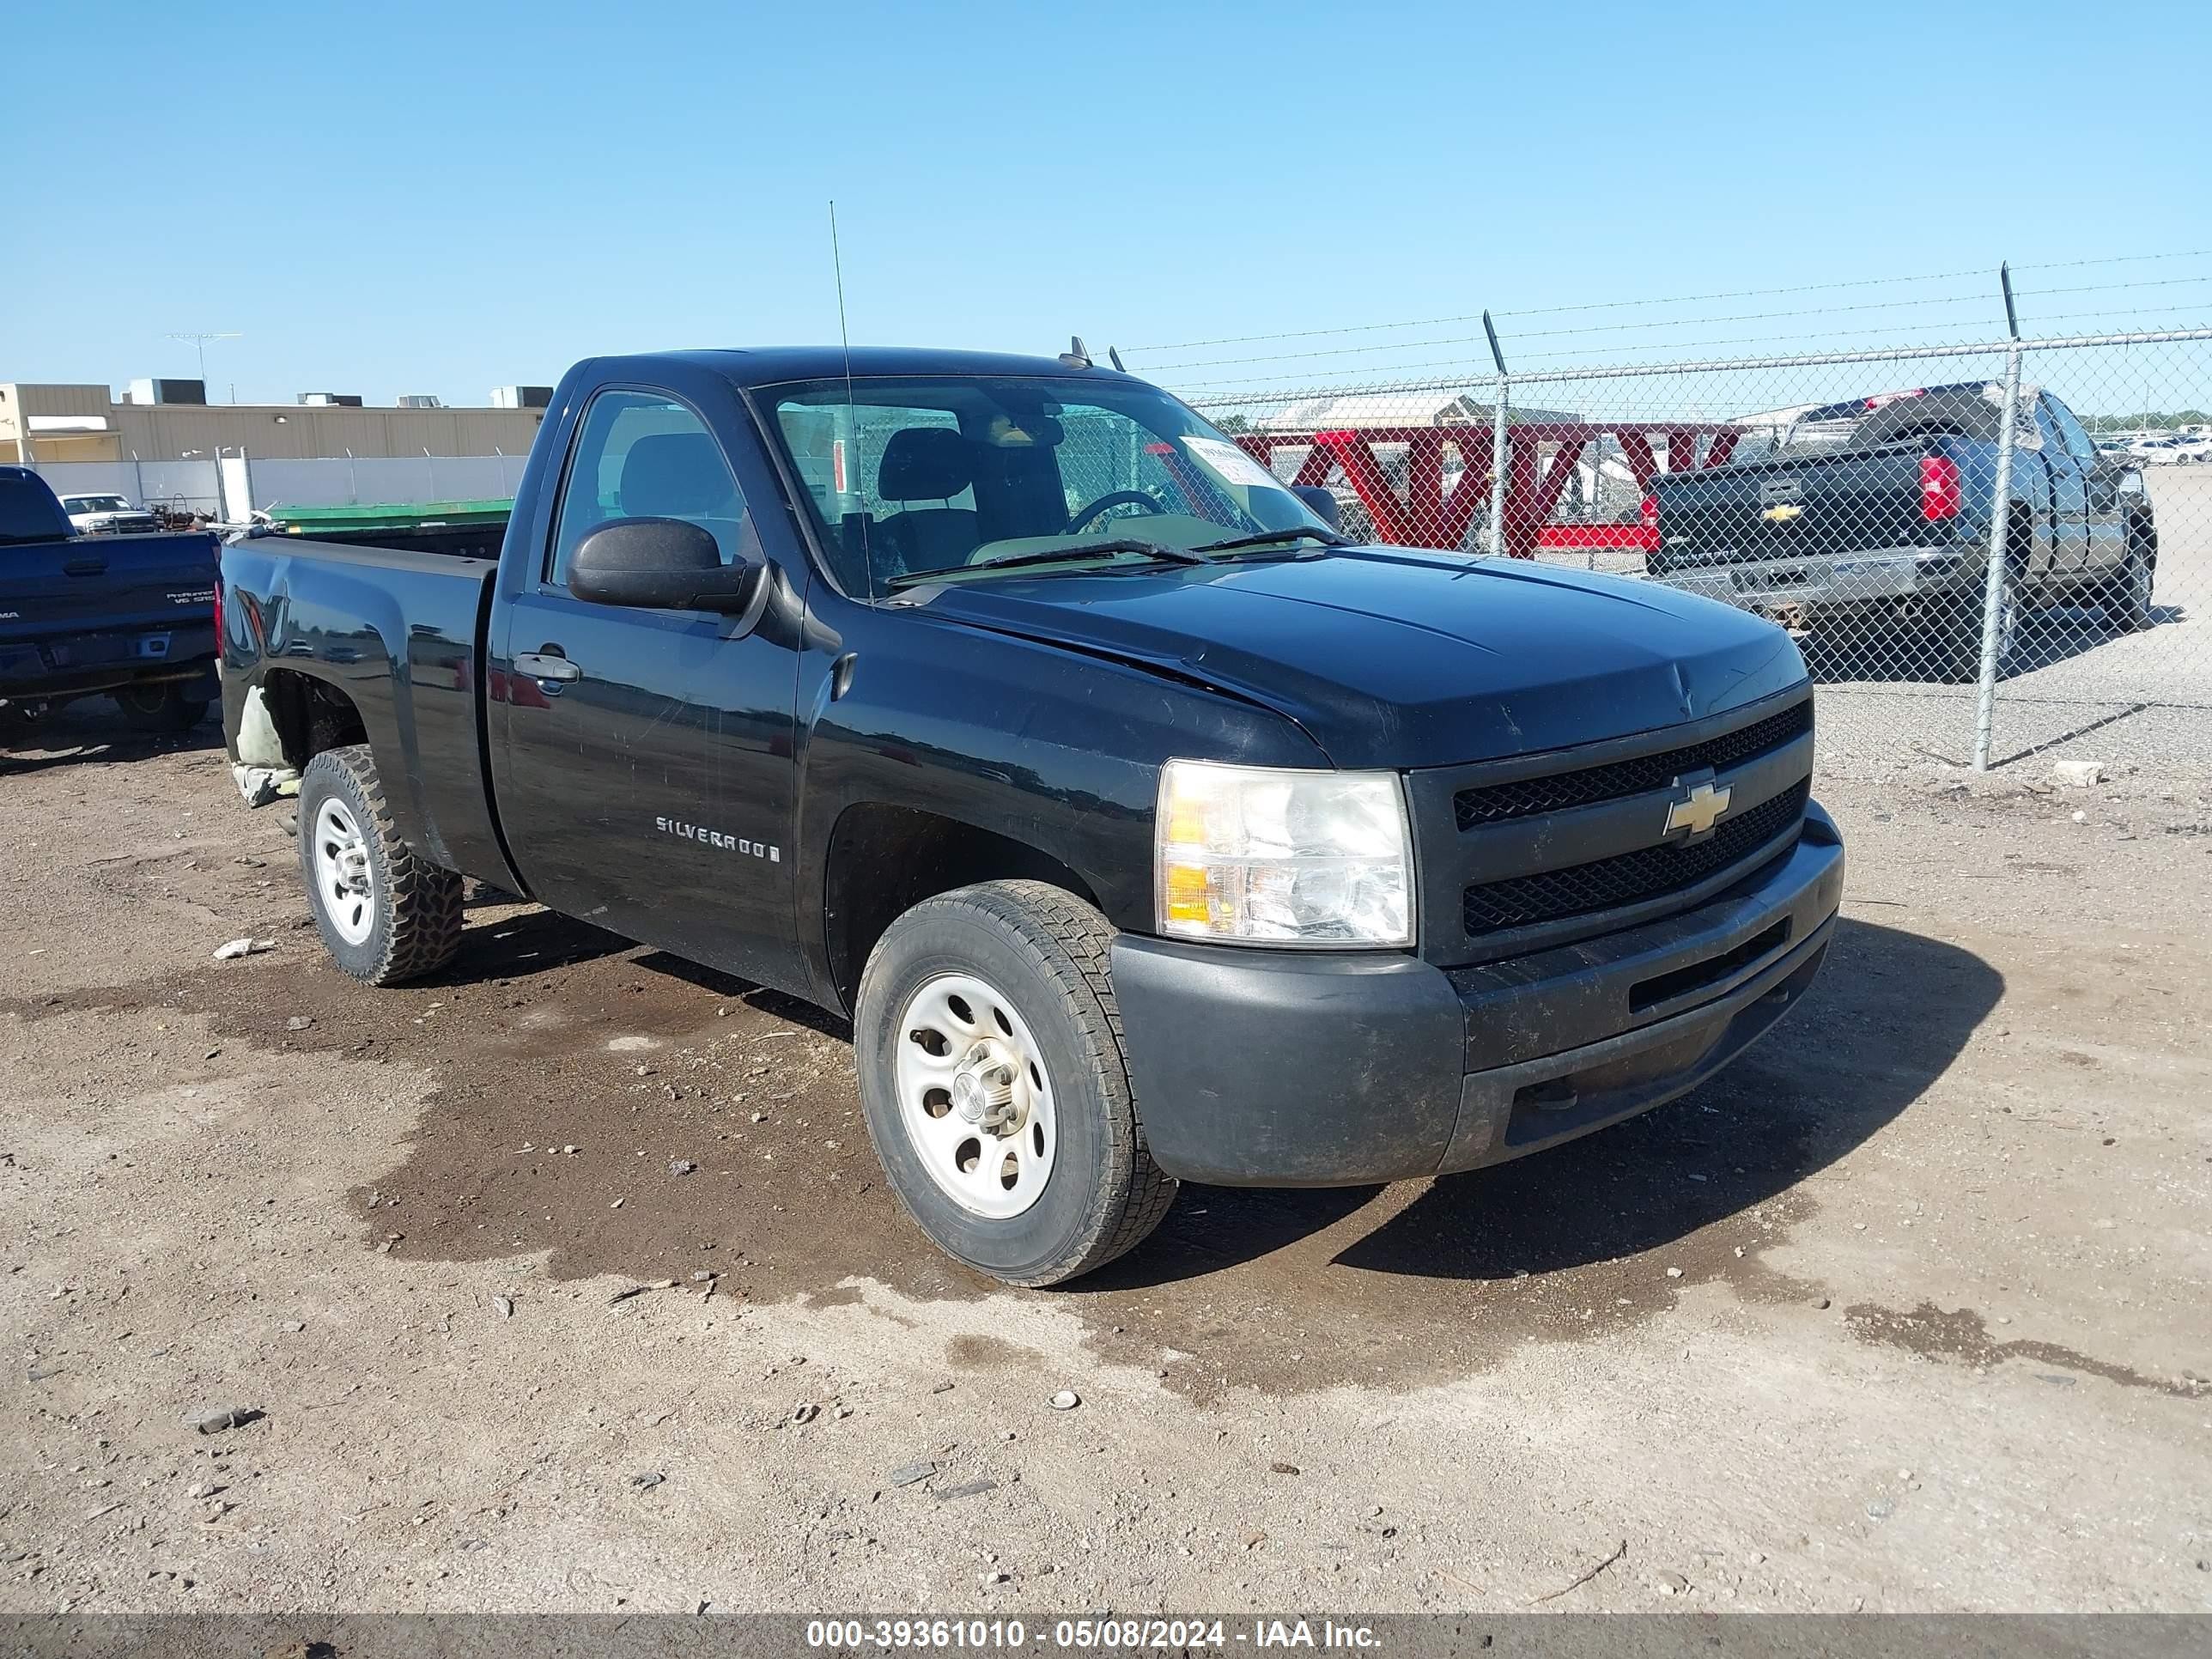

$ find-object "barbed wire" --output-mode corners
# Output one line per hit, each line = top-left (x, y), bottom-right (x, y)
(1160, 301), (2212, 397)
(1122, 248), (2212, 357)
(1137, 274), (2212, 374)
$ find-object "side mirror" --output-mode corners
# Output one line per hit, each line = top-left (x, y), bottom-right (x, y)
(1291, 484), (1342, 532)
(568, 517), (761, 612)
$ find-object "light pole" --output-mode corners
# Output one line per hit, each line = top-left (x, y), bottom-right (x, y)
(164, 331), (241, 396)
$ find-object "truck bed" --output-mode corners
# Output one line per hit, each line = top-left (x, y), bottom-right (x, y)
(1645, 438), (1974, 575)
(219, 533), (505, 878)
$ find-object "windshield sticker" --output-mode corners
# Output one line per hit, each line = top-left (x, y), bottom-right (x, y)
(1182, 435), (1285, 494)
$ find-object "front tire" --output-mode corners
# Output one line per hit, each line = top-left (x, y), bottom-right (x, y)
(295, 744), (465, 986)
(854, 880), (1176, 1287)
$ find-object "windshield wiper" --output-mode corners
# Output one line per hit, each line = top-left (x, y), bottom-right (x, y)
(884, 539), (1206, 590)
(1192, 526), (1352, 555)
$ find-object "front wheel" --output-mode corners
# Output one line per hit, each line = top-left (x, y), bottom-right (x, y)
(295, 744), (465, 985)
(854, 880), (1176, 1287)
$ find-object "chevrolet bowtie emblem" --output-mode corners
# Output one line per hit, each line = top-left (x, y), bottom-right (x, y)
(1762, 502), (1804, 524)
(1665, 780), (1733, 836)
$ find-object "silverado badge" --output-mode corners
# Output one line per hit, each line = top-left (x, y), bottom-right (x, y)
(1664, 780), (1733, 837)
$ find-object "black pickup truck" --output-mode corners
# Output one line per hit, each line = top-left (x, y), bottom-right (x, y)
(1645, 384), (2157, 678)
(219, 347), (1844, 1285)
(2, 465), (222, 732)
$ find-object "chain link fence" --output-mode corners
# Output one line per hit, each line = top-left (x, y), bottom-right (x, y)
(1155, 323), (2212, 779)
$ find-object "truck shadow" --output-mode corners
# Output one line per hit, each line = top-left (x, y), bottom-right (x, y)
(1801, 604), (2181, 685)
(0, 708), (223, 775)
(422, 903), (848, 1045)
(1093, 916), (1997, 1291)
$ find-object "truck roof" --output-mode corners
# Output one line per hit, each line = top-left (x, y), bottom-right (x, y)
(647, 346), (1143, 390)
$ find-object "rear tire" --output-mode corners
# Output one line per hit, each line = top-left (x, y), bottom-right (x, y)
(2096, 519), (2156, 632)
(295, 744), (465, 986)
(1917, 510), (2027, 684)
(854, 879), (1176, 1287)
(1918, 569), (2016, 684)
(115, 683), (209, 732)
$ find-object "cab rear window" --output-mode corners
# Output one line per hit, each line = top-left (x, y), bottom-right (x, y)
(0, 476), (71, 546)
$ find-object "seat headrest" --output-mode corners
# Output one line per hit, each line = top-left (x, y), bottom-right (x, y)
(620, 432), (738, 520)
(877, 427), (972, 501)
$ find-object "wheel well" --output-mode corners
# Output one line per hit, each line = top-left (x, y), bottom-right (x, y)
(2126, 507), (2158, 562)
(823, 804), (1102, 1013)
(258, 670), (368, 769)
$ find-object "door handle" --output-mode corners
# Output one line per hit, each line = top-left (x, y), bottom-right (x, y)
(514, 650), (581, 684)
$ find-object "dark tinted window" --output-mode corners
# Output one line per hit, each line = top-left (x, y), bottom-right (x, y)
(548, 392), (754, 586)
(2043, 397), (2099, 463)
(0, 474), (71, 546)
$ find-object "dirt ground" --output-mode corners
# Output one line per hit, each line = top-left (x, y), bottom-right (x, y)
(3, 703), (2209, 1616)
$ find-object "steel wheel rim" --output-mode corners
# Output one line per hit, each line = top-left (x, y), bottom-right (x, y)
(313, 798), (376, 946)
(1986, 580), (2017, 665)
(892, 971), (1056, 1219)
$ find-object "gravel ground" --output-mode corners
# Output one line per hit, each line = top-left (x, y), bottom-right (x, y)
(3, 704), (2209, 1616)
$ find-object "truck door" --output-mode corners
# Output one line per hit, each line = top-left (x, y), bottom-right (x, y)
(2036, 396), (2092, 574)
(490, 382), (804, 991)
(2045, 395), (2124, 576)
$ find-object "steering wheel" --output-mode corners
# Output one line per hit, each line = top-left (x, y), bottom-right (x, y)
(1064, 490), (1166, 535)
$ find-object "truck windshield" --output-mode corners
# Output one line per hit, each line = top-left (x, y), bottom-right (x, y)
(66, 495), (131, 513)
(762, 375), (1333, 595)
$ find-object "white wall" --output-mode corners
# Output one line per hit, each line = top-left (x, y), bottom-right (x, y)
(23, 453), (530, 523)
(246, 453), (531, 513)
(25, 459), (222, 517)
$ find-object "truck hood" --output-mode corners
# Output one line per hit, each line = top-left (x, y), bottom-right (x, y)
(915, 546), (1808, 769)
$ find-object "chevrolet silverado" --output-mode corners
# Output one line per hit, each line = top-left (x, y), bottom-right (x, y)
(219, 348), (1844, 1285)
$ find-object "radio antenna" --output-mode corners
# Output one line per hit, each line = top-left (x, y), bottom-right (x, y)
(830, 200), (875, 604)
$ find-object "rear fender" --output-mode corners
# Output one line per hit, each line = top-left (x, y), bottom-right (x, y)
(229, 562), (439, 854)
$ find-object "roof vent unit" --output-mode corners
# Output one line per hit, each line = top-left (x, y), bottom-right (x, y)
(490, 385), (553, 410)
(125, 377), (208, 406)
(296, 392), (364, 407)
(396, 394), (444, 410)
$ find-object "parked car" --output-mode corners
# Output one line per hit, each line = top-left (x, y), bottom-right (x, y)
(1645, 384), (2158, 678)
(0, 465), (222, 732)
(2128, 433), (2212, 465)
(218, 347), (1844, 1286)
(58, 490), (162, 536)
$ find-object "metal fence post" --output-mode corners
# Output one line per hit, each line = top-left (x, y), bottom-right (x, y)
(1482, 312), (1510, 559)
(1485, 383), (1510, 560)
(1972, 343), (2023, 770)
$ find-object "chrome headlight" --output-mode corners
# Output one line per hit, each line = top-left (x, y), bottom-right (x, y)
(1154, 759), (1414, 948)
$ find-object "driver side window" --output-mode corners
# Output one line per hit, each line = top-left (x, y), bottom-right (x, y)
(2043, 397), (2099, 465)
(549, 391), (753, 587)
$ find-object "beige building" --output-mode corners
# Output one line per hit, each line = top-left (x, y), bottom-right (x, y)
(0, 381), (547, 465)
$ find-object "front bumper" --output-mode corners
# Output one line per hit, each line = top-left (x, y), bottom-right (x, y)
(1113, 801), (1844, 1186)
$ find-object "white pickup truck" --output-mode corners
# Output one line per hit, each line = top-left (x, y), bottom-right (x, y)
(58, 491), (162, 536)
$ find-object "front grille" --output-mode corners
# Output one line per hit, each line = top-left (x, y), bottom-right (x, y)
(1462, 780), (1809, 935)
(1454, 699), (1812, 829)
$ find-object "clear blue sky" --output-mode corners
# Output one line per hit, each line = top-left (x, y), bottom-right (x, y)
(8, 0), (2209, 406)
